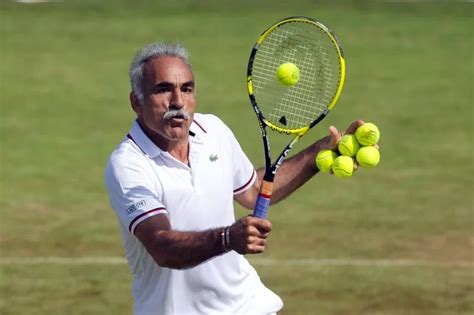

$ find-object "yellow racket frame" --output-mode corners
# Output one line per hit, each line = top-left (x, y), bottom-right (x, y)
(247, 16), (346, 136)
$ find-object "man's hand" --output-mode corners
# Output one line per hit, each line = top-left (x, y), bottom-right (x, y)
(229, 216), (272, 254)
(234, 119), (366, 210)
(318, 119), (365, 151)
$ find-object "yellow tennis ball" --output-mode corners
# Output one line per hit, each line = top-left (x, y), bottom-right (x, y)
(316, 149), (338, 173)
(332, 156), (354, 178)
(355, 122), (380, 146)
(338, 134), (361, 157)
(275, 62), (300, 86)
(356, 146), (380, 168)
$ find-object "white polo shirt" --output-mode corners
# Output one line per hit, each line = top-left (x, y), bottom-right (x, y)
(105, 113), (282, 315)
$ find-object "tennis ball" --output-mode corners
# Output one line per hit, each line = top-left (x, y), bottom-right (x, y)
(356, 146), (380, 168)
(338, 134), (361, 157)
(355, 122), (380, 146)
(316, 149), (338, 173)
(332, 156), (354, 178)
(275, 62), (300, 86)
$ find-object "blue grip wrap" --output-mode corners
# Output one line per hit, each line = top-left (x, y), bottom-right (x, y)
(253, 194), (271, 218)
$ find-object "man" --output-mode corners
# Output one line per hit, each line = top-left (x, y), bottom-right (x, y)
(105, 42), (362, 315)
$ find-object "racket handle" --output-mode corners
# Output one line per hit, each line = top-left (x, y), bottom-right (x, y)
(253, 181), (273, 219)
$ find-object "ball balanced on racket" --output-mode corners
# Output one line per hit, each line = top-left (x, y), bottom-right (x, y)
(275, 62), (300, 86)
(247, 16), (346, 218)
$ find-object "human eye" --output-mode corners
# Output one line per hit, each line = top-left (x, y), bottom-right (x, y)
(182, 81), (195, 93)
(182, 86), (194, 93)
(153, 83), (172, 94)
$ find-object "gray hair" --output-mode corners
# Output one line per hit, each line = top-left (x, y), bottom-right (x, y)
(129, 42), (191, 103)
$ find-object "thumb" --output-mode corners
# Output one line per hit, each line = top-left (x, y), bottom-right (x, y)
(328, 125), (341, 149)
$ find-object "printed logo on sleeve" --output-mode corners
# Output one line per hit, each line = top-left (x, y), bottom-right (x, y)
(126, 200), (146, 216)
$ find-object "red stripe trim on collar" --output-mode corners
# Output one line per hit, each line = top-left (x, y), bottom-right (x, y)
(193, 119), (207, 133)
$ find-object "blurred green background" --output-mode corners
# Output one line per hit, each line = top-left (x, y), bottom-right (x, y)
(0, 0), (472, 314)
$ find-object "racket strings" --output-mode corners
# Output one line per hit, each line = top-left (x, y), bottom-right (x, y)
(252, 21), (342, 130)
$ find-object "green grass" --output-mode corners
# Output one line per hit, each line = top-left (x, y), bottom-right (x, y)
(0, 264), (131, 315)
(1, 1), (473, 314)
(256, 265), (473, 315)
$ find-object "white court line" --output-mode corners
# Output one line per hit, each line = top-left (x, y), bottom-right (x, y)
(0, 256), (126, 265)
(252, 258), (473, 268)
(0, 256), (472, 267)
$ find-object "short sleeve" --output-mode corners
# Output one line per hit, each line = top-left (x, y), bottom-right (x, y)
(223, 126), (256, 195)
(105, 153), (168, 234)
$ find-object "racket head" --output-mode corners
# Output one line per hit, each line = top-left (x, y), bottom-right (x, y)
(247, 16), (346, 135)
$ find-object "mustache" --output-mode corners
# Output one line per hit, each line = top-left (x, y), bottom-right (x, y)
(163, 109), (191, 121)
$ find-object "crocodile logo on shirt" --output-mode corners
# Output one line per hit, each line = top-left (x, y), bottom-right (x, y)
(209, 154), (219, 162)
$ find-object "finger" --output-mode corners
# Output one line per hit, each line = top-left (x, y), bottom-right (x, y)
(245, 225), (265, 238)
(328, 125), (341, 148)
(251, 218), (272, 233)
(254, 230), (270, 239)
(344, 119), (365, 135)
(247, 235), (267, 246)
(247, 221), (272, 238)
(247, 243), (266, 254)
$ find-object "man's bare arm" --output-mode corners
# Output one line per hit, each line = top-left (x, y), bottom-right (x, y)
(235, 120), (363, 209)
(134, 214), (272, 269)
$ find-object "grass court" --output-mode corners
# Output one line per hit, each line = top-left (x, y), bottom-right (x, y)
(0, 1), (472, 314)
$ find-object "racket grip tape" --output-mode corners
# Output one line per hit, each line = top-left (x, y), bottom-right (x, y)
(252, 181), (273, 218)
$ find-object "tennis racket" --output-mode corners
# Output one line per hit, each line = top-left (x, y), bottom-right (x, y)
(247, 16), (346, 218)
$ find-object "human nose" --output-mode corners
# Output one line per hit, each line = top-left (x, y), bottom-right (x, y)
(170, 89), (184, 109)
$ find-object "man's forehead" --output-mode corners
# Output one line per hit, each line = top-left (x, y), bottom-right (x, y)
(144, 56), (192, 77)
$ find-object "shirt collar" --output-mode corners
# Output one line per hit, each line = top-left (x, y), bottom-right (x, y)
(127, 120), (163, 158)
(189, 116), (207, 144)
(127, 118), (207, 157)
